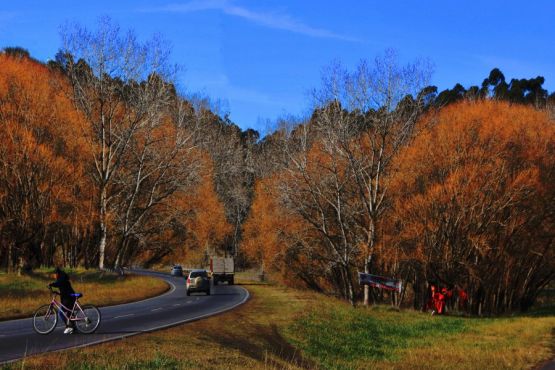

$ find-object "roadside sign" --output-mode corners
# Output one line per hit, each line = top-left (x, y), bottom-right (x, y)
(359, 273), (402, 293)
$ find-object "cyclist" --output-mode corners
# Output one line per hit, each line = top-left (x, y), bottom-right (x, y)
(49, 267), (77, 334)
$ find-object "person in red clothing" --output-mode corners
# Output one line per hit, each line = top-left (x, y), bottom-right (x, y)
(427, 283), (469, 315)
(433, 288), (447, 314)
(427, 285), (448, 315)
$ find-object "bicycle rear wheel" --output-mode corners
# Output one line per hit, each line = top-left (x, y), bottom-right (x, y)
(74, 304), (101, 334)
(33, 304), (58, 334)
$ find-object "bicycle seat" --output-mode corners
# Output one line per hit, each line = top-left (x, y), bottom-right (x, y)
(71, 293), (83, 298)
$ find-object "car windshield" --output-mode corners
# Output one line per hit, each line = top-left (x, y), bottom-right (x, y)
(173, 266), (182, 269)
(190, 271), (207, 278)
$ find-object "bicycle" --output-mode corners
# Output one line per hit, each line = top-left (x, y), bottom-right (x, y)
(32, 287), (101, 335)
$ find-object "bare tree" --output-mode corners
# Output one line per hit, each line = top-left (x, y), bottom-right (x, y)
(279, 112), (360, 304)
(311, 50), (432, 305)
(111, 98), (200, 268)
(59, 16), (177, 269)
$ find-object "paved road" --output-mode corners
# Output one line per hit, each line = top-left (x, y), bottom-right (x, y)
(0, 270), (249, 364)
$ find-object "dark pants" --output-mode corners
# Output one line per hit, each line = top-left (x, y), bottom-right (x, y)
(60, 297), (76, 327)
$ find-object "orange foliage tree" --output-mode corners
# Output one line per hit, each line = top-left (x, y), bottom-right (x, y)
(0, 45), (231, 272)
(243, 128), (365, 300)
(388, 100), (555, 314)
(179, 152), (232, 265)
(0, 53), (94, 272)
(135, 151), (232, 267)
(242, 176), (331, 290)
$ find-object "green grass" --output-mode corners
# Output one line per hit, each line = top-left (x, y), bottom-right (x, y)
(285, 301), (554, 370)
(287, 305), (468, 368)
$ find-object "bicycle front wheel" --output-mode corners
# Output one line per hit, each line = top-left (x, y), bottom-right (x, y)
(33, 304), (58, 334)
(75, 304), (101, 334)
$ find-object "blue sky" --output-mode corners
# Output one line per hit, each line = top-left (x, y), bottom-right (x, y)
(1, 1), (554, 132)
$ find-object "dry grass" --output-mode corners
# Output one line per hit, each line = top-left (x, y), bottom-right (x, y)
(0, 269), (168, 321)
(3, 275), (554, 370)
(395, 317), (554, 370)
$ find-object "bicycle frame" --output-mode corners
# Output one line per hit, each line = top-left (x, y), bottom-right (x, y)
(46, 293), (87, 324)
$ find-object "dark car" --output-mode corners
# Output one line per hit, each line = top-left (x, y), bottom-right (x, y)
(186, 269), (210, 296)
(171, 265), (183, 276)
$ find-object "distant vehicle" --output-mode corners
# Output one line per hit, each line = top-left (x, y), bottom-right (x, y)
(186, 270), (210, 296)
(171, 265), (183, 277)
(210, 257), (234, 285)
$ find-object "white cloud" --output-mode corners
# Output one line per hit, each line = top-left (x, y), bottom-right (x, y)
(140, 0), (360, 42)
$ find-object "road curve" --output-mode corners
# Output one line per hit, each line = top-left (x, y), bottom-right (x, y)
(0, 270), (249, 364)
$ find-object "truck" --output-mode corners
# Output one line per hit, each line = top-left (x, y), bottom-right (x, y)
(210, 256), (234, 285)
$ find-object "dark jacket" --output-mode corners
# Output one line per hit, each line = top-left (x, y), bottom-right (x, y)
(49, 271), (75, 300)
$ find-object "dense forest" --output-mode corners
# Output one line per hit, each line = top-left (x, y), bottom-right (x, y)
(1, 20), (553, 315)
(242, 57), (554, 314)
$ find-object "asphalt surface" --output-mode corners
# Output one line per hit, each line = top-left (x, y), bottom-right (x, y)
(0, 270), (249, 364)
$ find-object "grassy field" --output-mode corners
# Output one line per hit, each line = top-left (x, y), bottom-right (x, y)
(286, 301), (554, 369)
(0, 268), (169, 321)
(4, 274), (553, 370)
